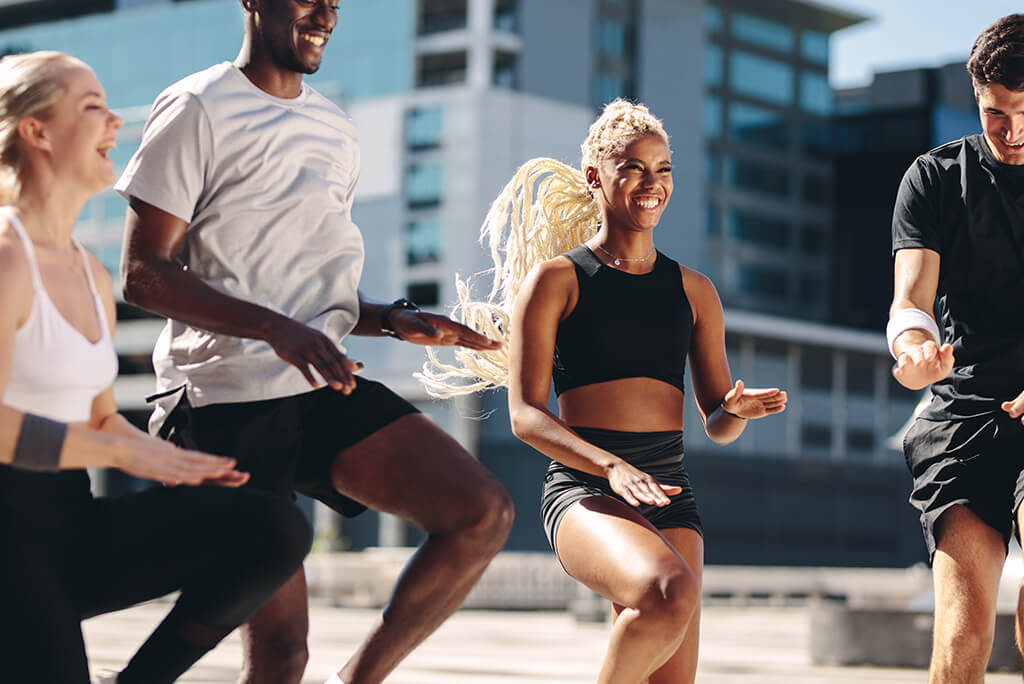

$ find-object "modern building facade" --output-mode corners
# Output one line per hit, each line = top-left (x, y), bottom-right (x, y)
(0, 0), (929, 566)
(831, 62), (981, 332)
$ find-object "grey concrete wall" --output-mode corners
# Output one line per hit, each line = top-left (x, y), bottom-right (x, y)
(518, 0), (594, 108)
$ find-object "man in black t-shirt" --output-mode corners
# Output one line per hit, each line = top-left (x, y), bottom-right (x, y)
(889, 14), (1024, 683)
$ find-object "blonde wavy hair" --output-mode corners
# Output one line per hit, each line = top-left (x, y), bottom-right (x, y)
(416, 99), (669, 398)
(0, 51), (81, 205)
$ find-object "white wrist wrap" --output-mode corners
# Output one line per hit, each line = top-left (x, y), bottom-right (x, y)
(886, 308), (940, 359)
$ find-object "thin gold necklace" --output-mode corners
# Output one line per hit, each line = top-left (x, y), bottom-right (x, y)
(593, 243), (655, 267)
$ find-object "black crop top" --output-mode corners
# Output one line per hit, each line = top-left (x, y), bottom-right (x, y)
(552, 245), (693, 396)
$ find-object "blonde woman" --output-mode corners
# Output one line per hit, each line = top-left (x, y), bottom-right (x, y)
(421, 100), (787, 683)
(0, 51), (311, 683)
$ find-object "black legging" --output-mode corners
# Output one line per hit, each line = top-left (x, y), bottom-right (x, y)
(0, 465), (312, 683)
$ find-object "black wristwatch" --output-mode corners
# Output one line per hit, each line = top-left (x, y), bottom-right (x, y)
(380, 297), (420, 339)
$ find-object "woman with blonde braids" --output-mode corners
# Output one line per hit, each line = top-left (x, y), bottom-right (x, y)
(420, 99), (787, 683)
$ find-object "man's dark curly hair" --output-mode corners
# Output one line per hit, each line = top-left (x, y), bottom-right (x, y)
(968, 14), (1024, 91)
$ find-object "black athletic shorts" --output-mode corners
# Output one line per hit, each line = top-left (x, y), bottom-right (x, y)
(904, 411), (1024, 560)
(541, 427), (703, 555)
(157, 378), (420, 517)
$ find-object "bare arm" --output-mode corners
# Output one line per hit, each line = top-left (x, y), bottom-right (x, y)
(0, 239), (241, 483)
(507, 260), (678, 507)
(889, 248), (953, 391)
(684, 267), (786, 445)
(121, 197), (359, 392)
(350, 292), (500, 350)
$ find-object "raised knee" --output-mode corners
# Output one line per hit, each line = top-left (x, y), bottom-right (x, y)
(459, 483), (515, 550)
(634, 567), (700, 632)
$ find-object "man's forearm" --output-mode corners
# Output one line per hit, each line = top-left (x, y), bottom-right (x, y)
(123, 259), (286, 341)
(350, 292), (389, 337)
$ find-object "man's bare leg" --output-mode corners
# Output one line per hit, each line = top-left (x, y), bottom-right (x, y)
(236, 570), (310, 684)
(327, 414), (513, 683)
(929, 505), (1005, 684)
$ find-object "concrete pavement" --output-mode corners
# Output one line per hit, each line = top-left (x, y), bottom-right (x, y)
(82, 599), (1022, 683)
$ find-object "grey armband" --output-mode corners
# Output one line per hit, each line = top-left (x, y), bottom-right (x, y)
(12, 412), (67, 472)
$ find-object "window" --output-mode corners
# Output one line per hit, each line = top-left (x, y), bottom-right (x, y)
(801, 30), (829, 64)
(728, 102), (789, 149)
(416, 51), (467, 87)
(726, 210), (789, 248)
(493, 51), (517, 89)
(846, 429), (875, 452)
(406, 220), (442, 265)
(494, 0), (517, 32)
(846, 353), (876, 396)
(799, 274), (825, 309)
(732, 12), (793, 54)
(800, 71), (832, 116)
(802, 174), (828, 205)
(418, 0), (467, 35)
(705, 204), (719, 236)
(405, 107), (443, 150)
(407, 281), (440, 307)
(704, 96), (722, 138)
(800, 224), (824, 255)
(802, 424), (832, 448)
(726, 157), (790, 198)
(705, 43), (723, 87)
(730, 51), (793, 107)
(801, 119), (831, 156)
(705, 3), (723, 33)
(405, 164), (444, 208)
(800, 346), (832, 390)
(593, 72), (629, 109)
(596, 18), (629, 57)
(737, 263), (788, 298)
(706, 152), (721, 185)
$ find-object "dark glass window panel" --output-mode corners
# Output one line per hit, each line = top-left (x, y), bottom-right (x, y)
(800, 346), (832, 390)
(727, 210), (789, 248)
(416, 51), (467, 87)
(418, 0), (467, 35)
(407, 281), (440, 307)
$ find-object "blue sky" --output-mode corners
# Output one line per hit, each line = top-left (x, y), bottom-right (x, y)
(829, 1), (1022, 88)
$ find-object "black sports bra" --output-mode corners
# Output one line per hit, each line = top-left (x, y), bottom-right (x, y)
(552, 245), (693, 396)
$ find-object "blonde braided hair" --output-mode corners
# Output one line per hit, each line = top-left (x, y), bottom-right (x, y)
(416, 99), (669, 398)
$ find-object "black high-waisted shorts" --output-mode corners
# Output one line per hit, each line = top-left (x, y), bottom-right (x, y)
(540, 426), (703, 552)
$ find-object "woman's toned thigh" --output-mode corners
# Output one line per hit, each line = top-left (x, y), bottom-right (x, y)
(555, 495), (697, 607)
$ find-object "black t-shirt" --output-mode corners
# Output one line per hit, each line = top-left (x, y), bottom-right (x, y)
(892, 134), (1024, 420)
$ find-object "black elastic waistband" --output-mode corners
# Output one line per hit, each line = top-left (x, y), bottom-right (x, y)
(569, 426), (683, 467)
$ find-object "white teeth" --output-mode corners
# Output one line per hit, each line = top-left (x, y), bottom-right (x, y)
(97, 142), (115, 158)
(301, 34), (325, 47)
(634, 198), (660, 209)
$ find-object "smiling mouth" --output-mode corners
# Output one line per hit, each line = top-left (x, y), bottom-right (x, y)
(300, 32), (327, 48)
(633, 197), (662, 210)
(97, 141), (115, 159)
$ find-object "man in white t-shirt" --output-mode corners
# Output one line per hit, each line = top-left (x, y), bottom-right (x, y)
(116, 2), (514, 683)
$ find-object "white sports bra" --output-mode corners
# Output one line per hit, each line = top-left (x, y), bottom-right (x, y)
(2, 208), (118, 423)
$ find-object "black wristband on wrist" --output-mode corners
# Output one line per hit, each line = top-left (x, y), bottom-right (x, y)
(722, 406), (746, 420)
(380, 297), (420, 339)
(12, 412), (67, 472)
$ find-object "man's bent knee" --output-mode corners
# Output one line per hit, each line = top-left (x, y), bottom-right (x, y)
(447, 480), (515, 554)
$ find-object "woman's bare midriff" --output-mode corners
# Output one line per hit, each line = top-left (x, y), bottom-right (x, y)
(557, 377), (685, 432)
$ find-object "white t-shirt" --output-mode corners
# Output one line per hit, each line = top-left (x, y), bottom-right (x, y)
(116, 63), (365, 429)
